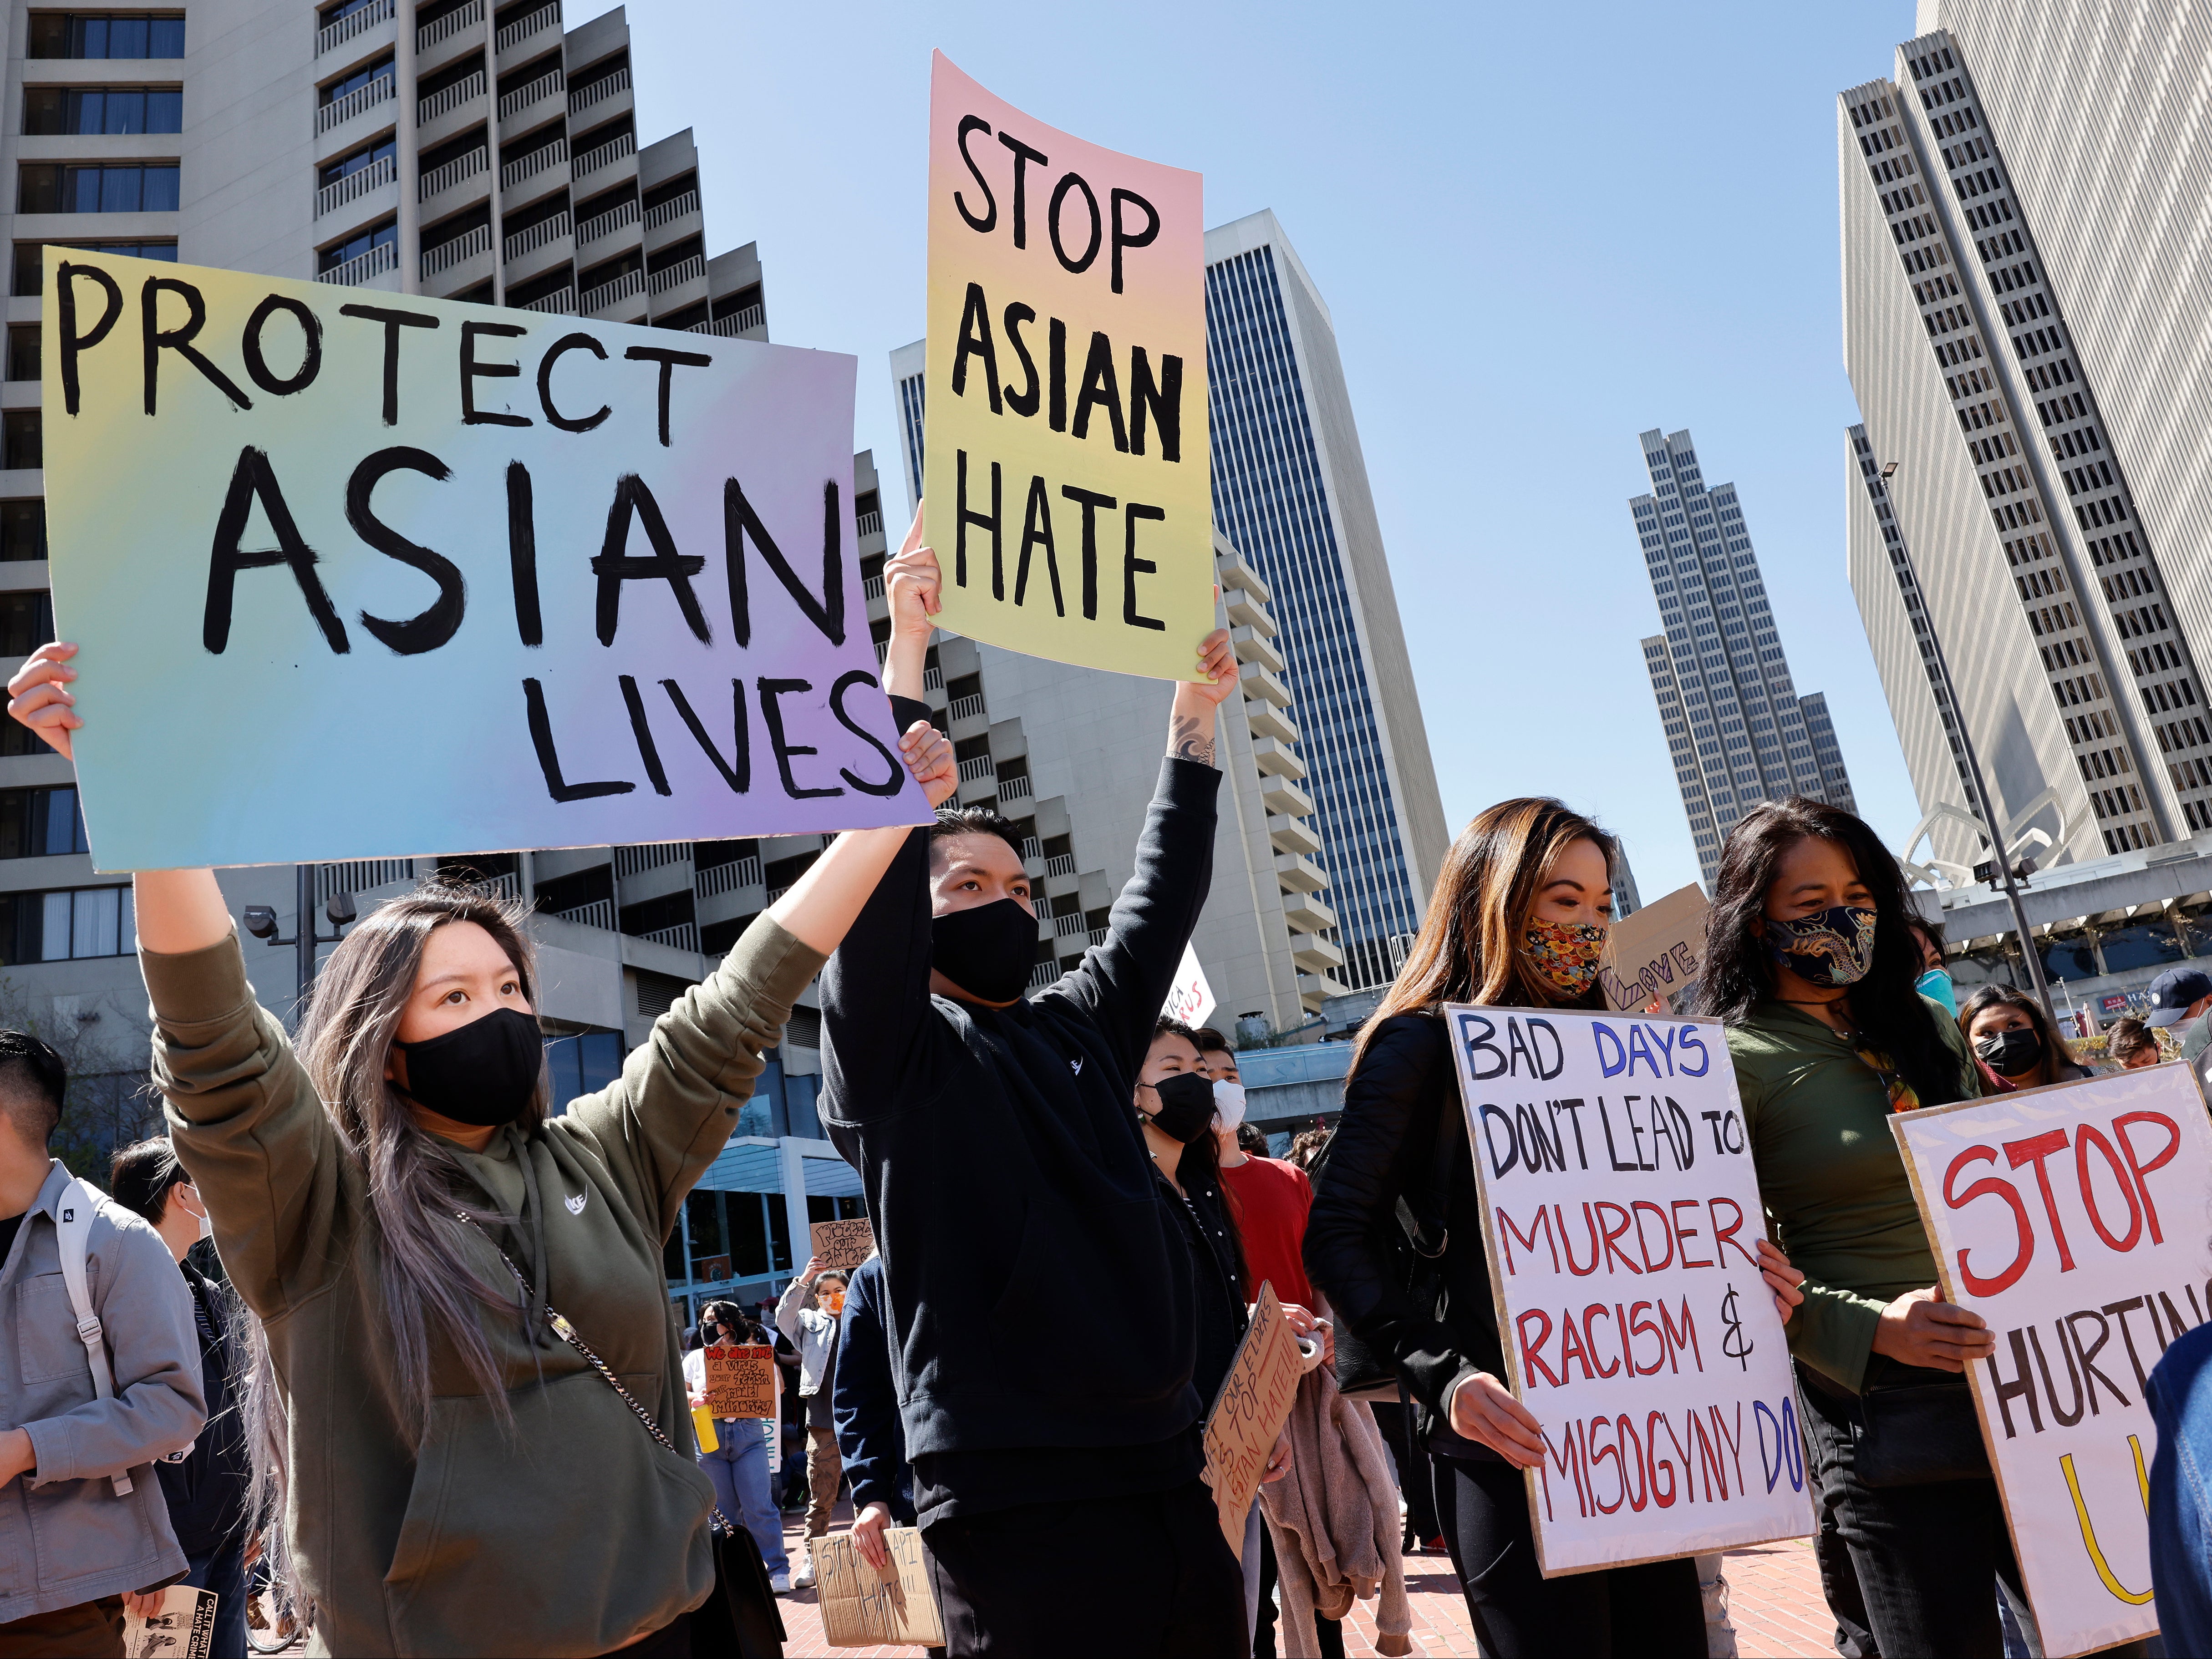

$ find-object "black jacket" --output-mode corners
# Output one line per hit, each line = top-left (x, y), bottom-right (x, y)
(156, 1253), (249, 1558)
(821, 702), (1219, 1468)
(831, 1257), (912, 1523)
(1303, 1013), (1503, 1421)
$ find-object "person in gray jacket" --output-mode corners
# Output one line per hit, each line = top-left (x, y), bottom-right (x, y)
(776, 1257), (848, 1588)
(0, 1031), (205, 1658)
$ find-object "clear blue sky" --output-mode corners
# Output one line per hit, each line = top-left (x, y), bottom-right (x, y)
(586, 0), (1926, 900)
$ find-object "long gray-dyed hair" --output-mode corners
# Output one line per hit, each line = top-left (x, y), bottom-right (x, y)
(239, 883), (548, 1566)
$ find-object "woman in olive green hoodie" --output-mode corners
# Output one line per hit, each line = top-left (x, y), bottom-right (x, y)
(6, 640), (956, 1658)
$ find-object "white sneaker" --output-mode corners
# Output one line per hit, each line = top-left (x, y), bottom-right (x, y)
(769, 1571), (792, 1595)
(791, 1550), (817, 1590)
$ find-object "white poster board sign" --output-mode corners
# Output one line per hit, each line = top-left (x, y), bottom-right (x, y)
(1445, 1003), (1812, 1574)
(1163, 942), (1216, 1030)
(1892, 1063), (2212, 1657)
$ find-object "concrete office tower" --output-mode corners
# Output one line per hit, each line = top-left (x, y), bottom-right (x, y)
(1630, 430), (1858, 887)
(0, 0), (795, 1145)
(1840, 23), (2212, 872)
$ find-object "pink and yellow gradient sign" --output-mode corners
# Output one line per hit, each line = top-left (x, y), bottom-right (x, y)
(41, 249), (931, 871)
(923, 52), (1212, 681)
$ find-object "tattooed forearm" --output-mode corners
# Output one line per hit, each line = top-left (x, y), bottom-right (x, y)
(1169, 714), (1216, 769)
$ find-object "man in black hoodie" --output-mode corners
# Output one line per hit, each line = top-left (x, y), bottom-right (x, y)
(775, 516), (1243, 1655)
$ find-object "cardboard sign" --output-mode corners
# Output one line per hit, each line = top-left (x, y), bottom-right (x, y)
(1447, 1004), (1811, 1575)
(1892, 1064), (2212, 1657)
(922, 52), (1212, 680)
(1163, 941), (1216, 1030)
(1598, 885), (1708, 1015)
(1202, 1281), (1303, 1557)
(815, 1526), (946, 1649)
(810, 1217), (875, 1271)
(703, 1343), (778, 1419)
(43, 249), (932, 871)
(124, 1585), (216, 1659)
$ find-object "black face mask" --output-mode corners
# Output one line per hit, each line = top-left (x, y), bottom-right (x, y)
(931, 898), (1038, 1004)
(1144, 1070), (1218, 1144)
(1975, 1027), (2044, 1078)
(392, 1006), (544, 1127)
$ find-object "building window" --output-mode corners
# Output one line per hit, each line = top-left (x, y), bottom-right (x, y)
(0, 504), (46, 563)
(12, 239), (175, 296)
(0, 786), (88, 858)
(0, 589), (54, 650)
(17, 163), (180, 214)
(319, 137), (395, 188)
(0, 884), (135, 964)
(543, 1029), (622, 1115)
(21, 86), (182, 135)
(29, 14), (185, 59)
(319, 219), (395, 273)
(3, 412), (39, 472)
(322, 54), (394, 107)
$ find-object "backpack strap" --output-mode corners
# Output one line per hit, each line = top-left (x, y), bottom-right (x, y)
(54, 1176), (133, 1497)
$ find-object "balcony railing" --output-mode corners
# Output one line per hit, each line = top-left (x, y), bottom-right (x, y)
(1053, 912), (1087, 937)
(504, 210), (569, 263)
(501, 137), (566, 191)
(570, 65), (629, 113)
(647, 254), (704, 295)
(577, 197), (639, 245)
(494, 1), (559, 53)
(317, 0), (393, 57)
(1027, 962), (1057, 991)
(1044, 853), (1076, 877)
(316, 857), (414, 901)
(862, 573), (885, 601)
(614, 841), (691, 878)
(418, 70), (484, 125)
(1020, 837), (1041, 859)
(686, 305), (764, 337)
(418, 145), (487, 201)
(315, 153), (394, 218)
(1088, 927), (1109, 947)
(581, 267), (645, 312)
(479, 870), (524, 903)
(498, 67), (563, 121)
(315, 240), (398, 286)
(643, 190), (698, 233)
(857, 510), (883, 537)
(957, 756), (997, 783)
(545, 897), (613, 931)
(998, 774), (1032, 802)
(518, 285), (575, 314)
(766, 883), (794, 903)
(575, 132), (636, 176)
(421, 223), (488, 277)
(416, 0), (482, 52)
(948, 694), (984, 722)
(317, 72), (394, 134)
(695, 856), (762, 898)
(924, 664), (944, 691)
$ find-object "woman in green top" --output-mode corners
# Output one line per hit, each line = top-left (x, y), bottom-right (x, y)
(1702, 798), (2024, 1659)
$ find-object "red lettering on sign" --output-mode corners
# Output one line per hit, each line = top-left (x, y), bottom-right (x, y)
(2114, 1112), (2180, 1244)
(1709, 1195), (1757, 1268)
(1515, 1307), (1560, 1388)
(2073, 1125), (2143, 1254)
(2004, 1130), (2077, 1273)
(1582, 1304), (1621, 1379)
(1942, 1145), (2035, 1297)
(1670, 1198), (1714, 1268)
(1630, 1201), (1676, 1272)
(1496, 1205), (1559, 1277)
(1595, 1202), (1642, 1277)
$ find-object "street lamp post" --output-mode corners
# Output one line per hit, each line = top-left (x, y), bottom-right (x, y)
(1880, 461), (2059, 1025)
(243, 864), (357, 1011)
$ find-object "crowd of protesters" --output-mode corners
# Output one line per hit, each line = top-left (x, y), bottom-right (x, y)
(9, 514), (2212, 1659)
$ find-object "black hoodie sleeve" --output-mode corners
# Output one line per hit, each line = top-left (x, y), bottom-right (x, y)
(820, 694), (946, 1127)
(1044, 755), (1220, 1074)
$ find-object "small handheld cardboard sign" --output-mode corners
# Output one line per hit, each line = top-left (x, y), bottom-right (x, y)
(815, 1527), (946, 1649)
(124, 1585), (217, 1659)
(1891, 1063), (2212, 1658)
(703, 1343), (777, 1420)
(810, 1218), (875, 1272)
(1445, 1003), (1811, 1575)
(1597, 885), (1708, 1015)
(1201, 1282), (1303, 1558)
(1163, 942), (1216, 1030)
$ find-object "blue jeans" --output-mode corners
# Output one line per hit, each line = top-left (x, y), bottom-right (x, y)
(184, 1534), (248, 1659)
(698, 1418), (788, 1578)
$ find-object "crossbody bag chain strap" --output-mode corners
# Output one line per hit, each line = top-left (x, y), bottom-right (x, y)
(457, 1211), (733, 1536)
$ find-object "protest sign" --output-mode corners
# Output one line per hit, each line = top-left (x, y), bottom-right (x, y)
(41, 249), (931, 871)
(922, 52), (1212, 680)
(124, 1584), (215, 1659)
(1892, 1063), (2212, 1657)
(703, 1343), (777, 1420)
(1446, 1004), (1811, 1574)
(1202, 1282), (1302, 1557)
(1597, 884), (1707, 1015)
(1162, 941), (1216, 1029)
(815, 1527), (946, 1649)
(810, 1217), (874, 1271)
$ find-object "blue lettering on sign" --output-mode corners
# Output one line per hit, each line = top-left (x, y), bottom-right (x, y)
(1594, 1020), (1710, 1079)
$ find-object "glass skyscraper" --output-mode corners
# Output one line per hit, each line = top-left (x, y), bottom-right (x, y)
(1632, 429), (1856, 885)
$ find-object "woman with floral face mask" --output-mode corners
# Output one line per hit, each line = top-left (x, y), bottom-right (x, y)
(1305, 798), (1804, 1658)
(1702, 799), (2024, 1659)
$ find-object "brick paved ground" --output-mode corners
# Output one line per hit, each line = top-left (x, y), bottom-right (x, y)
(766, 1504), (1837, 1658)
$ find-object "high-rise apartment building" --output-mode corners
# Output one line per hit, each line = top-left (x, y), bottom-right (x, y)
(1629, 429), (1857, 886)
(1840, 12), (2212, 873)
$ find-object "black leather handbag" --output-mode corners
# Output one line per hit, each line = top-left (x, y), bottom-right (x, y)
(1854, 1380), (1991, 1488)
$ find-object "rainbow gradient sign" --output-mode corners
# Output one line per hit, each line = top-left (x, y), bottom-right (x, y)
(41, 250), (931, 870)
(922, 52), (1212, 681)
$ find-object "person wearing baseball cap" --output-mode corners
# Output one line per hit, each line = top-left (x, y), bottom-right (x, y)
(2145, 967), (2212, 1060)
